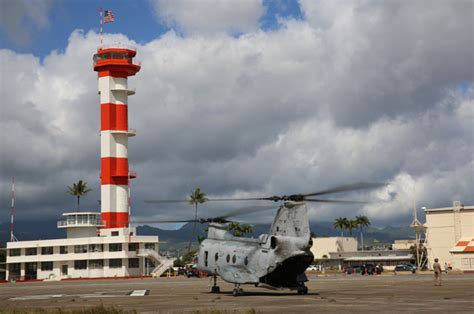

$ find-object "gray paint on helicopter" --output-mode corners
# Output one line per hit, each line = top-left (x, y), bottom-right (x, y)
(196, 201), (313, 293)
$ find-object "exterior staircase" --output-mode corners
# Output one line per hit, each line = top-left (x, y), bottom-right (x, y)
(137, 249), (176, 278)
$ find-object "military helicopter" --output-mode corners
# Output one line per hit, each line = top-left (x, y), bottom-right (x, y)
(144, 182), (382, 296)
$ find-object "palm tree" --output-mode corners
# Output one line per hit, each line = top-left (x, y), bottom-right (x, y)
(347, 219), (358, 236)
(188, 187), (208, 252)
(333, 217), (349, 236)
(227, 222), (255, 237)
(67, 180), (92, 211)
(356, 215), (371, 250)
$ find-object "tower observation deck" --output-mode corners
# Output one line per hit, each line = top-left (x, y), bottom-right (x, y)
(93, 47), (141, 228)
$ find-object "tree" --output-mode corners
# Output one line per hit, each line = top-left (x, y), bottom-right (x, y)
(227, 222), (255, 237)
(173, 250), (196, 267)
(333, 217), (349, 236)
(355, 215), (371, 250)
(188, 187), (208, 253)
(67, 180), (92, 211)
(347, 219), (358, 236)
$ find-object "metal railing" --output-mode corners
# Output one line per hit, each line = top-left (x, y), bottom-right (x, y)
(57, 219), (104, 227)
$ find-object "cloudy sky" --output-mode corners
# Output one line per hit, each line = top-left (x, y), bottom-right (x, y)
(0, 0), (472, 228)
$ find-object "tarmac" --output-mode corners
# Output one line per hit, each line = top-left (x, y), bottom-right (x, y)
(0, 273), (473, 313)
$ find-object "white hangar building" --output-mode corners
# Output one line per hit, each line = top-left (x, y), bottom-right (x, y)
(424, 201), (474, 272)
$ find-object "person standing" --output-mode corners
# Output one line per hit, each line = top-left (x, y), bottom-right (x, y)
(433, 258), (442, 286)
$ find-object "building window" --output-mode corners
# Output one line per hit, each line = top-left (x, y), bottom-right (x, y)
(74, 260), (87, 270)
(10, 263), (21, 272)
(41, 247), (54, 255)
(74, 245), (88, 253)
(111, 231), (119, 236)
(9, 249), (21, 256)
(41, 262), (53, 271)
(145, 243), (155, 250)
(89, 244), (104, 252)
(128, 243), (139, 251)
(25, 248), (37, 256)
(89, 260), (104, 269)
(129, 258), (139, 268)
(109, 259), (122, 268)
(60, 246), (68, 254)
(109, 243), (122, 252)
(9, 248), (22, 257)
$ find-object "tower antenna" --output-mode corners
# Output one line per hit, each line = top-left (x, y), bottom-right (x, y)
(410, 183), (427, 269)
(10, 177), (18, 242)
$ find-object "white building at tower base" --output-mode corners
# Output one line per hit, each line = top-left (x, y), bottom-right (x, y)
(5, 212), (168, 281)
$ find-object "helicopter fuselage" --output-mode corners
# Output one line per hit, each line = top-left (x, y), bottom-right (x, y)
(196, 202), (314, 290)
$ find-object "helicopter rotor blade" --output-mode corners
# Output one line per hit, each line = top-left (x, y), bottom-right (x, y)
(305, 198), (368, 204)
(302, 182), (385, 197)
(145, 197), (270, 204)
(131, 219), (200, 224)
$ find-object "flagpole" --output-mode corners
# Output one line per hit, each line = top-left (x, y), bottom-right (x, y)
(99, 8), (103, 47)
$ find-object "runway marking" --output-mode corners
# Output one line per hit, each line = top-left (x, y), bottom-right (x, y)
(10, 294), (64, 301)
(129, 289), (149, 296)
(10, 290), (149, 301)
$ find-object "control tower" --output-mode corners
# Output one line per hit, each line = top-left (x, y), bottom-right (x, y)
(93, 48), (141, 228)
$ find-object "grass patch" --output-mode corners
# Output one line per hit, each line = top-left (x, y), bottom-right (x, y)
(0, 304), (136, 314)
(192, 309), (258, 314)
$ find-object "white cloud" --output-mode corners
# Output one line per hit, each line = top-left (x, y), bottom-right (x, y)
(0, 0), (53, 46)
(150, 0), (265, 34)
(0, 1), (473, 227)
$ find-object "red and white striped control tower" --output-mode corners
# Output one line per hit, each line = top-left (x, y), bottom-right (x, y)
(93, 48), (141, 228)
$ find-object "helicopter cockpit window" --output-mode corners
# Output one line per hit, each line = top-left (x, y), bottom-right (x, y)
(204, 251), (208, 267)
(271, 236), (277, 249)
(215, 252), (219, 261)
(232, 255), (236, 264)
(244, 256), (249, 266)
(226, 254), (230, 263)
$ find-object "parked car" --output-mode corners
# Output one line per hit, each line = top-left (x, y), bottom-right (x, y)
(394, 264), (416, 273)
(346, 265), (363, 275)
(306, 265), (322, 271)
(375, 264), (384, 274)
(186, 266), (200, 278)
(361, 264), (376, 275)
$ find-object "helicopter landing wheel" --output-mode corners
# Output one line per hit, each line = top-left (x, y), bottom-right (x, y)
(211, 286), (220, 293)
(297, 286), (308, 295)
(232, 286), (244, 297)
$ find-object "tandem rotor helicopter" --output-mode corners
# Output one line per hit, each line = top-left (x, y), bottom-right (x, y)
(144, 182), (383, 296)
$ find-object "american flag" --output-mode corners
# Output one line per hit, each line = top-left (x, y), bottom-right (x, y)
(103, 10), (115, 23)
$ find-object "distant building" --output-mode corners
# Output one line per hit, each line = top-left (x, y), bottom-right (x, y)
(310, 237), (358, 259)
(392, 239), (416, 250)
(424, 202), (474, 272)
(310, 236), (413, 270)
